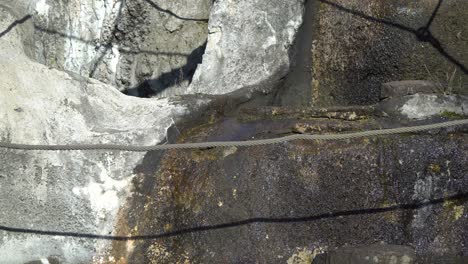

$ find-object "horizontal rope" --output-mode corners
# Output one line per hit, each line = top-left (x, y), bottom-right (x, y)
(0, 119), (467, 151)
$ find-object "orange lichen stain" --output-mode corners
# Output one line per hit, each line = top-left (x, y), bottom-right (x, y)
(106, 203), (136, 263)
(191, 148), (221, 162)
(164, 223), (173, 232)
(428, 164), (441, 173)
(362, 137), (371, 145)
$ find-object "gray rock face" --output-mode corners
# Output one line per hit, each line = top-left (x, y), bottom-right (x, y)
(5, 0), (211, 96)
(5, 0), (307, 98)
(0, 9), (202, 263)
(2, 0), (468, 263)
(187, 0), (305, 94)
(399, 94), (468, 119)
(378, 93), (468, 120)
(0, 0), (310, 260)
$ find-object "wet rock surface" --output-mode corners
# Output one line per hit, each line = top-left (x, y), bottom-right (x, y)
(111, 108), (468, 263)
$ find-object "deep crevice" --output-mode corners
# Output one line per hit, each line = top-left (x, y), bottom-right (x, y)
(122, 41), (208, 98)
(272, 0), (316, 107)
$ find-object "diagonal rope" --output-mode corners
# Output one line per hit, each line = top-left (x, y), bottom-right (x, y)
(0, 119), (467, 151)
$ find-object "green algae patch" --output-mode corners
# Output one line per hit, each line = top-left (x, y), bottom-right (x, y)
(444, 199), (465, 221)
(441, 111), (466, 120)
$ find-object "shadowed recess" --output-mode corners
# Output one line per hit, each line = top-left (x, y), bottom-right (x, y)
(123, 41), (207, 97)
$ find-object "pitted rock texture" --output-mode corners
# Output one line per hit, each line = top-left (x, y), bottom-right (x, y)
(313, 244), (416, 264)
(111, 113), (468, 263)
(380, 80), (439, 99)
(310, 0), (468, 106)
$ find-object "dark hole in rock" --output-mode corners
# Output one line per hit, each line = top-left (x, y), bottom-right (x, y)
(122, 41), (208, 98)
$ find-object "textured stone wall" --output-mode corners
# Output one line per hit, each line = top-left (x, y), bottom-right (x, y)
(8, 0), (211, 96)
(110, 111), (468, 263)
(309, 0), (468, 106)
(0, 8), (199, 262)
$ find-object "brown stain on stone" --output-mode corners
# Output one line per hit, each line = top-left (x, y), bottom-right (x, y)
(427, 163), (442, 173)
(111, 144), (216, 262)
(106, 205), (135, 263)
(165, 151), (216, 213)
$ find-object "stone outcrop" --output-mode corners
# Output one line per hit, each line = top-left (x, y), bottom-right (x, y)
(3, 0), (211, 96)
(2, 0), (306, 98)
(187, 0), (305, 95)
(0, 8), (202, 263)
(381, 94), (468, 120)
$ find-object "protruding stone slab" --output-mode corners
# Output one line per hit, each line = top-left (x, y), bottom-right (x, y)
(378, 93), (468, 120)
(380, 80), (438, 100)
(187, 0), (305, 95)
(313, 244), (415, 264)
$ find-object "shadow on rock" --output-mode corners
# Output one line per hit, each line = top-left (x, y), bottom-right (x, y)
(123, 41), (207, 97)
